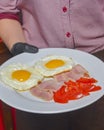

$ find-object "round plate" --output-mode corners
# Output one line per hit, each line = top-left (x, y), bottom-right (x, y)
(0, 48), (104, 114)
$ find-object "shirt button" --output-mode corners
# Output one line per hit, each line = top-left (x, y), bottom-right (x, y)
(66, 32), (71, 37)
(62, 6), (67, 12)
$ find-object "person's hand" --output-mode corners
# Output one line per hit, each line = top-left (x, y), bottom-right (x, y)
(11, 42), (38, 56)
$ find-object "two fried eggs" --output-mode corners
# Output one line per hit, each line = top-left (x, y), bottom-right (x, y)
(0, 55), (75, 91)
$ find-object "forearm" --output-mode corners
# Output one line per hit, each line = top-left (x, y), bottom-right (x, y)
(0, 19), (26, 50)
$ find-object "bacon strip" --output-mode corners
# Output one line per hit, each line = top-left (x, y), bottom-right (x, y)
(30, 79), (61, 101)
(53, 64), (89, 82)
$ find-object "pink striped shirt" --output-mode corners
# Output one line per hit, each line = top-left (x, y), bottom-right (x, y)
(0, 0), (104, 53)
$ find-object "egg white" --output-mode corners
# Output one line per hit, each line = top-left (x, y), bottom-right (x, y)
(0, 63), (43, 91)
(34, 55), (75, 77)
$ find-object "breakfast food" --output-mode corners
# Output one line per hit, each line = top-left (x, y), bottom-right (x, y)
(34, 55), (75, 77)
(30, 79), (59, 101)
(0, 63), (43, 91)
(0, 55), (102, 103)
(30, 64), (90, 101)
(53, 77), (101, 103)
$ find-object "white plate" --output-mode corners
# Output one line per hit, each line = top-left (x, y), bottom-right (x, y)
(0, 48), (104, 114)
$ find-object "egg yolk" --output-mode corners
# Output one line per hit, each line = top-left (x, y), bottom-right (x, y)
(45, 59), (65, 69)
(12, 70), (31, 82)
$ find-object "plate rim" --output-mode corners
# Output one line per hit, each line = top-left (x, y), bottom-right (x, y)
(0, 48), (104, 114)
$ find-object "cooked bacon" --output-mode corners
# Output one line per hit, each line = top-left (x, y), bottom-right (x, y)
(30, 64), (89, 101)
(30, 79), (61, 101)
(53, 64), (89, 82)
(36, 79), (59, 91)
(30, 86), (53, 101)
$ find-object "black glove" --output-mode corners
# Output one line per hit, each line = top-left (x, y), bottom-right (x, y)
(11, 42), (38, 56)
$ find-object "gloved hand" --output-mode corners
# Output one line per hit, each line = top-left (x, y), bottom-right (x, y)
(11, 42), (38, 56)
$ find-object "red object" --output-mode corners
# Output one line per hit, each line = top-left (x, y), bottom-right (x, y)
(0, 13), (19, 22)
(0, 101), (16, 130)
(53, 77), (101, 103)
(0, 102), (5, 130)
(0, 38), (2, 43)
(62, 6), (67, 12)
(66, 32), (71, 37)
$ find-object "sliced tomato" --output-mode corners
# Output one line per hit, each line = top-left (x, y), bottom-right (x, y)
(53, 77), (101, 104)
(77, 77), (97, 83)
(53, 86), (69, 103)
(89, 85), (101, 92)
(68, 90), (83, 100)
(65, 81), (83, 100)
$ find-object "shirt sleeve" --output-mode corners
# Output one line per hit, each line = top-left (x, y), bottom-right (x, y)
(0, 0), (20, 21)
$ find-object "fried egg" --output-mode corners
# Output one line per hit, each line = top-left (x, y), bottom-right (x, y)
(34, 55), (75, 77)
(0, 63), (43, 91)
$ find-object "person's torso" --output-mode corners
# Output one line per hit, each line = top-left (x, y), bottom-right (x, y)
(18, 0), (104, 53)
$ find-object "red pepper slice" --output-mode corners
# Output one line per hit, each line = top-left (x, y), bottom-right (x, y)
(53, 86), (69, 103)
(77, 77), (97, 83)
(53, 77), (101, 104)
